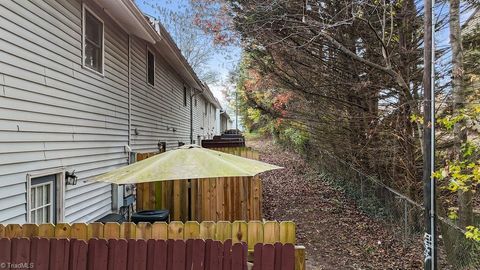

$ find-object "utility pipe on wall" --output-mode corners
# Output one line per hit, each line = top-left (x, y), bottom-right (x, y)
(127, 35), (133, 164)
(190, 88), (202, 144)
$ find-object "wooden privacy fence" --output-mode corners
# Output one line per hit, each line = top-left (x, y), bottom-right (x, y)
(136, 147), (264, 222)
(0, 221), (294, 251)
(0, 221), (305, 270)
(207, 147), (260, 159)
(0, 238), (295, 270)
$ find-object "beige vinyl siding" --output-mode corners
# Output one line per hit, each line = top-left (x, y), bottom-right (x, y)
(0, 0), (220, 224)
(193, 96), (220, 142)
(0, 0), (129, 223)
(205, 103), (214, 138)
(193, 95), (207, 142)
(130, 37), (191, 152)
(200, 101), (219, 140)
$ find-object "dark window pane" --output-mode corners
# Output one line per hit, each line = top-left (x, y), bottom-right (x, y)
(84, 10), (103, 72)
(183, 87), (187, 106)
(31, 187), (35, 207)
(36, 186), (42, 207)
(85, 41), (102, 71)
(36, 208), (43, 223)
(45, 206), (51, 223)
(85, 13), (101, 46)
(147, 51), (155, 85)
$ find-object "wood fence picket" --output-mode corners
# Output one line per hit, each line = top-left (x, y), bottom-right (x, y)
(1, 239), (300, 270)
(135, 147), (264, 222)
(0, 221), (304, 269)
(0, 221), (295, 246)
(31, 238), (50, 270)
(0, 238), (258, 270)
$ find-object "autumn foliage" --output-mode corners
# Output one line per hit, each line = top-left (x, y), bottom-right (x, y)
(191, 0), (480, 262)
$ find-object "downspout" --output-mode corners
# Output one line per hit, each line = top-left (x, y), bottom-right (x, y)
(128, 35), (132, 163)
(190, 91), (193, 144)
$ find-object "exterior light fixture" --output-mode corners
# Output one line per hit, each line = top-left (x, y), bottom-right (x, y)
(65, 170), (78, 185)
(157, 141), (166, 152)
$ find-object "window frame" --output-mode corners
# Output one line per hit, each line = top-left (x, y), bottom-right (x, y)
(30, 181), (54, 224)
(26, 168), (66, 224)
(82, 4), (105, 76)
(146, 48), (155, 86)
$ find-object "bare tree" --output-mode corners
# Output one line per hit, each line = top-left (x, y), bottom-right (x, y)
(450, 0), (473, 228)
(143, 0), (220, 84)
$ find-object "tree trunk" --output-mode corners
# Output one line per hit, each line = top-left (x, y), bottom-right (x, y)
(449, 0), (473, 227)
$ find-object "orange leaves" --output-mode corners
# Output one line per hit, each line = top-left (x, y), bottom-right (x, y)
(190, 0), (235, 46)
(273, 92), (294, 117)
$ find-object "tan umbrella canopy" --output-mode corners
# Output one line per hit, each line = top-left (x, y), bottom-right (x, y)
(93, 145), (282, 184)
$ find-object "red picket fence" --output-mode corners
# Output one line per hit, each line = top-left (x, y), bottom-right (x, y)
(0, 238), (295, 270)
(253, 243), (295, 270)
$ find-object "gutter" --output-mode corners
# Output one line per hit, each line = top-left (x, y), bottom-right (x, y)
(96, 0), (206, 91)
(95, 0), (160, 44)
(120, 0), (160, 43)
(201, 84), (222, 109)
(221, 110), (232, 122)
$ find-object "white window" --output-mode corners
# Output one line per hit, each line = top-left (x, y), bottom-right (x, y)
(27, 170), (65, 224)
(82, 5), (104, 74)
(30, 179), (54, 224)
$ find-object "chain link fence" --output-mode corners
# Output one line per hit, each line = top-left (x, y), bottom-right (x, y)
(315, 149), (480, 269)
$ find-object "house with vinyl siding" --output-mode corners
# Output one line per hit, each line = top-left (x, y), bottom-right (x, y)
(0, 0), (222, 224)
(192, 85), (222, 142)
(220, 111), (233, 133)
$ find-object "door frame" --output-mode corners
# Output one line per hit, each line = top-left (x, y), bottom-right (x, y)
(26, 168), (66, 223)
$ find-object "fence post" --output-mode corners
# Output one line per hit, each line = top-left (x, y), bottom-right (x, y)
(294, 245), (306, 270)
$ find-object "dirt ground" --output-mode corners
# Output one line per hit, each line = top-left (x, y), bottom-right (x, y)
(249, 139), (428, 269)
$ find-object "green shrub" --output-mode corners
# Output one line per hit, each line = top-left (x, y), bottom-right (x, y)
(277, 127), (310, 154)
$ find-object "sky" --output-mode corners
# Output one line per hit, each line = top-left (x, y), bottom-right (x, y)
(135, 0), (242, 108)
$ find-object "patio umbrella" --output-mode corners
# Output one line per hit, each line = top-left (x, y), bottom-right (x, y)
(92, 145), (282, 184)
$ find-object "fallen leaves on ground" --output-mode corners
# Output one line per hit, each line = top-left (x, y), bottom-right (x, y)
(250, 139), (435, 269)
